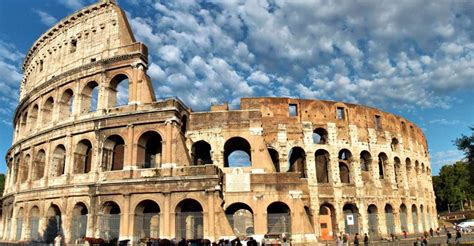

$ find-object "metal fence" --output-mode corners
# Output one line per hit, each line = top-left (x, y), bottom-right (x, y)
(134, 213), (160, 242)
(71, 214), (87, 242)
(226, 213), (254, 238)
(16, 218), (23, 240)
(400, 211), (408, 232)
(98, 214), (121, 241)
(176, 212), (203, 240)
(29, 217), (40, 241)
(267, 213), (291, 234)
(368, 213), (378, 237)
(385, 212), (395, 235)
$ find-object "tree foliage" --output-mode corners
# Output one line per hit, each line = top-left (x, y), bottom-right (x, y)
(0, 173), (5, 195)
(433, 127), (474, 212)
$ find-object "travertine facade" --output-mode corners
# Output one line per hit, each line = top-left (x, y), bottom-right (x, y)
(2, 0), (437, 244)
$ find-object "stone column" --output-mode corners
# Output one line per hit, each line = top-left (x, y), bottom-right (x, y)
(125, 124), (134, 170)
(120, 194), (131, 241)
(207, 192), (216, 241)
(162, 193), (171, 239)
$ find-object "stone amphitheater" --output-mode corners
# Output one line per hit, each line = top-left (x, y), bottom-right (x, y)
(1, 0), (437, 244)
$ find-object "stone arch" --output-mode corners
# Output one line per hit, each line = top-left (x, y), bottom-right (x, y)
(15, 207), (24, 240)
(32, 149), (46, 180)
(224, 137), (251, 167)
(338, 149), (352, 183)
(175, 199), (204, 240)
(343, 203), (359, 234)
(319, 203), (336, 240)
(20, 111), (28, 135)
(70, 202), (88, 243)
(100, 201), (121, 241)
(268, 147), (280, 172)
(109, 73), (129, 107)
(51, 144), (66, 177)
(312, 128), (328, 144)
(394, 157), (402, 188)
(42, 97), (54, 125)
(225, 202), (254, 238)
(45, 204), (62, 243)
(192, 140), (212, 165)
(421, 163), (425, 173)
(59, 88), (74, 117)
(360, 151), (371, 172)
(420, 204), (426, 231)
(411, 205), (419, 233)
(367, 204), (379, 237)
(400, 204), (408, 233)
(137, 131), (163, 168)
(29, 104), (39, 130)
(378, 153), (388, 179)
(315, 149), (330, 183)
(19, 154), (30, 183)
(29, 206), (41, 241)
(180, 115), (188, 135)
(74, 139), (93, 174)
(267, 202), (291, 234)
(391, 138), (399, 152)
(288, 147), (306, 178)
(103, 135), (125, 171)
(385, 204), (395, 235)
(134, 200), (161, 242)
(80, 81), (99, 113)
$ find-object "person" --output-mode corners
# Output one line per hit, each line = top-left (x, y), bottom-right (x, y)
(455, 230), (462, 244)
(363, 233), (369, 246)
(436, 227), (440, 236)
(429, 228), (434, 237)
(354, 233), (360, 245)
(446, 231), (452, 244)
(422, 236), (428, 246)
(336, 236), (343, 246)
(54, 234), (62, 246)
(413, 237), (420, 246)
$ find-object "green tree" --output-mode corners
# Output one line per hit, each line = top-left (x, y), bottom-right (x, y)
(455, 126), (474, 184)
(433, 162), (473, 211)
(0, 173), (5, 195)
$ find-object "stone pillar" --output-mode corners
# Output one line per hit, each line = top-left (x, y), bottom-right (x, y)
(207, 192), (216, 241)
(164, 120), (174, 164)
(97, 72), (108, 110)
(120, 194), (131, 240)
(162, 193), (171, 238)
(352, 157), (363, 188)
(65, 134), (73, 177)
(125, 124), (134, 170)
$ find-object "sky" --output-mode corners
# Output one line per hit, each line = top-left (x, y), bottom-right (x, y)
(0, 0), (473, 175)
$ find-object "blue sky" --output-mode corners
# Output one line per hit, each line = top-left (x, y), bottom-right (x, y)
(0, 0), (473, 175)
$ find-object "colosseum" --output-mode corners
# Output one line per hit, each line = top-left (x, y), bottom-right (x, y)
(1, 0), (437, 245)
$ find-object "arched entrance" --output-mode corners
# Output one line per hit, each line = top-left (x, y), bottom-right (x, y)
(175, 199), (203, 240)
(385, 204), (395, 235)
(267, 202), (291, 234)
(319, 204), (335, 240)
(134, 200), (160, 242)
(99, 202), (121, 242)
(367, 205), (378, 237)
(400, 204), (408, 233)
(29, 206), (40, 241)
(343, 204), (359, 235)
(45, 205), (62, 243)
(411, 205), (419, 233)
(71, 203), (88, 243)
(225, 203), (254, 239)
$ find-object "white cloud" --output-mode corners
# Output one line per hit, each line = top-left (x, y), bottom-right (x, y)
(430, 149), (466, 175)
(248, 71), (270, 84)
(34, 10), (58, 27)
(57, 0), (86, 10)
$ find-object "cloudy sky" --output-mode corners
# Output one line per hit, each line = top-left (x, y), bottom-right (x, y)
(0, 0), (473, 174)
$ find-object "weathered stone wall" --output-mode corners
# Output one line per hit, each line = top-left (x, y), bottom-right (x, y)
(2, 0), (437, 245)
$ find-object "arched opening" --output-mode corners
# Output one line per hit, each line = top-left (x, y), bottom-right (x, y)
(421, 163), (425, 173)
(134, 200), (160, 242)
(12, 154), (20, 184)
(20, 112), (28, 135)
(312, 128), (328, 144)
(391, 138), (399, 152)
(42, 97), (54, 125)
(29, 105), (39, 130)
(394, 157), (402, 188)
(411, 205), (419, 233)
(338, 149), (352, 184)
(175, 199), (203, 240)
(367, 205), (378, 237)
(137, 131), (163, 168)
(225, 203), (254, 239)
(405, 158), (412, 185)
(100, 202), (121, 242)
(420, 205), (426, 231)
(319, 204), (335, 240)
(267, 202), (291, 234)
(103, 135), (125, 171)
(181, 115), (187, 135)
(315, 149), (330, 183)
(19, 154), (30, 183)
(109, 74), (129, 107)
(74, 140), (93, 174)
(33, 150), (46, 180)
(29, 206), (40, 241)
(192, 140), (212, 165)
(385, 204), (395, 235)
(16, 208), (24, 240)
(268, 148), (280, 172)
(81, 81), (99, 113)
(400, 204), (408, 233)
(51, 145), (66, 177)
(360, 151), (371, 172)
(343, 204), (359, 235)
(60, 89), (74, 117)
(288, 147), (306, 178)
(224, 137), (251, 167)
(378, 153), (387, 179)
(45, 205), (62, 244)
(71, 203), (88, 243)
